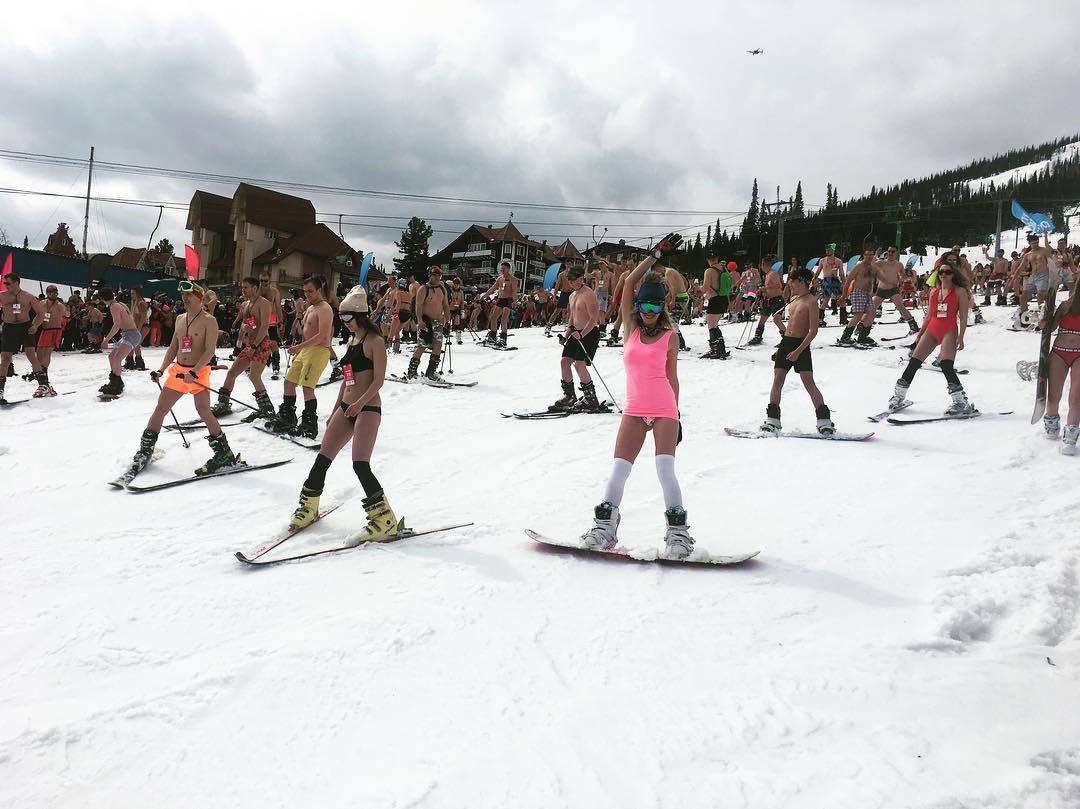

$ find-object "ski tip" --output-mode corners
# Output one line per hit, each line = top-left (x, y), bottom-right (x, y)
(234, 551), (253, 563)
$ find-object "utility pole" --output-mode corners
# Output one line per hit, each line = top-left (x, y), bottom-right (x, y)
(82, 146), (95, 257)
(762, 200), (801, 264)
(884, 202), (919, 250)
(994, 199), (1003, 256)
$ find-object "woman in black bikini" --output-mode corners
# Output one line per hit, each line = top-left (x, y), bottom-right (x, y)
(289, 286), (400, 540)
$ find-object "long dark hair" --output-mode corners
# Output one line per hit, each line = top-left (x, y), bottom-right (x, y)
(348, 313), (382, 344)
(937, 255), (970, 291)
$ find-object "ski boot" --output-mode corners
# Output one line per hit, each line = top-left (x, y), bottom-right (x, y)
(549, 380), (577, 412)
(662, 507), (695, 560)
(856, 326), (877, 347)
(392, 339), (401, 354)
(456, 332), (462, 345)
(289, 486), (321, 531)
(484, 330), (498, 346)
(839, 308), (849, 326)
(424, 354), (441, 381)
(760, 402), (781, 434)
(1062, 424), (1079, 456)
(746, 331), (764, 346)
(816, 404), (835, 436)
(907, 319), (920, 335)
(580, 501), (620, 550)
(210, 387), (233, 417)
(33, 384), (56, 398)
(99, 373), (124, 397)
(349, 492), (401, 545)
(973, 309), (985, 325)
(406, 357), (421, 379)
(253, 390), (276, 419)
(270, 401), (298, 433)
(328, 362), (343, 383)
(123, 355), (137, 371)
(131, 428), (158, 473)
(497, 333), (508, 348)
(571, 381), (602, 412)
(606, 329), (620, 346)
(1043, 413), (1061, 440)
(296, 408), (319, 439)
(195, 432), (238, 476)
(888, 380), (910, 411)
(944, 384), (976, 416)
(134, 355), (147, 371)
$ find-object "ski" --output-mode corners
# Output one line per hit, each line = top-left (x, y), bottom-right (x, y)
(725, 427), (874, 441)
(122, 459), (292, 493)
(697, 351), (731, 360)
(832, 340), (872, 350)
(482, 343), (518, 351)
(526, 530), (759, 566)
(899, 357), (969, 375)
(502, 402), (614, 419)
(419, 377), (478, 388)
(164, 421), (243, 431)
(387, 373), (417, 384)
(0, 398), (30, 408)
(881, 331), (919, 342)
(251, 424), (321, 450)
(108, 448), (166, 488)
(868, 401), (914, 422)
(235, 505), (343, 562)
(237, 521), (474, 566)
(886, 410), (1014, 426)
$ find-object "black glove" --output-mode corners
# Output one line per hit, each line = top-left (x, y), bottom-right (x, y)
(653, 232), (684, 258)
(150, 370), (162, 382)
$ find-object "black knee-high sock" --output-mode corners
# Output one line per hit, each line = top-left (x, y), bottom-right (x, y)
(352, 460), (383, 498)
(938, 359), (962, 387)
(900, 357), (923, 385)
(303, 398), (317, 415)
(303, 453), (333, 494)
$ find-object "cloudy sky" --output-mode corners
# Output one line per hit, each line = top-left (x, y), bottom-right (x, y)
(1, 0), (1078, 266)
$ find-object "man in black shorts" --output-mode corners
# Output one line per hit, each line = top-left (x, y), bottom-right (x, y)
(760, 269), (834, 435)
(1, 273), (45, 404)
(551, 267), (602, 412)
(482, 261), (518, 347)
(747, 257), (787, 346)
(702, 254), (731, 358)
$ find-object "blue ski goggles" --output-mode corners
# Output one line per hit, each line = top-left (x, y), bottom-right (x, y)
(637, 301), (664, 314)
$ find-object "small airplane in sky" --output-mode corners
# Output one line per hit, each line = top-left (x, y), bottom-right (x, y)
(747, 48), (763, 55)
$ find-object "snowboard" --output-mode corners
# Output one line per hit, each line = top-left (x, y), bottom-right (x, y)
(1032, 263), (1061, 423)
(526, 529), (759, 566)
(724, 427), (874, 441)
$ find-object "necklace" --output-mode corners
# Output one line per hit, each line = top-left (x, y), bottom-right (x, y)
(640, 323), (664, 338)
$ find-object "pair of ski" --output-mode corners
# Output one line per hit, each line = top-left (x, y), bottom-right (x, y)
(235, 506), (474, 566)
(502, 402), (615, 420)
(866, 400), (1014, 425)
(0, 391), (76, 408)
(697, 351), (731, 360)
(896, 356), (970, 375)
(387, 374), (477, 388)
(108, 449), (291, 493)
(527, 530), (758, 566)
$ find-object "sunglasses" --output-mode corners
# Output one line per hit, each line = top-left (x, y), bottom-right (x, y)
(637, 302), (664, 314)
(887, 249), (897, 253)
(939, 269), (955, 276)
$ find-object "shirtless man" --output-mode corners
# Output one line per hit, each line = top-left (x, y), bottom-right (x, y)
(449, 275), (465, 344)
(271, 275), (335, 437)
(1011, 234), (1054, 325)
(550, 267), (603, 412)
(0, 274), (44, 404)
(85, 301), (104, 353)
(258, 272), (284, 380)
(605, 257), (635, 344)
(983, 248), (1009, 306)
(212, 276), (275, 418)
(748, 258), (786, 346)
(872, 246), (919, 334)
(126, 281), (238, 479)
(759, 269), (834, 436)
(593, 258), (616, 338)
(98, 288), (142, 397)
(544, 265), (570, 337)
(736, 263), (761, 323)
(953, 246), (985, 325)
(387, 278), (414, 352)
(483, 261), (518, 347)
(30, 284), (68, 396)
(125, 286), (149, 371)
(407, 266), (451, 381)
(664, 263), (690, 350)
(702, 254), (731, 358)
(811, 243), (847, 326)
(838, 249), (877, 347)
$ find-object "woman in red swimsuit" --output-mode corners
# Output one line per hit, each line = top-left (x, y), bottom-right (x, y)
(888, 252), (975, 415)
(1044, 276), (1080, 454)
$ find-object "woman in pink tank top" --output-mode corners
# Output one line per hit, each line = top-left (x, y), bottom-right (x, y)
(579, 235), (696, 559)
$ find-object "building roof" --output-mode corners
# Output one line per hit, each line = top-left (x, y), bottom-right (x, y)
(252, 223), (358, 266)
(551, 238), (584, 261)
(111, 247), (178, 270)
(186, 190), (232, 232)
(231, 183), (316, 235)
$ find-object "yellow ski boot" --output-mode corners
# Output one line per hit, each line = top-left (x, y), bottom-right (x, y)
(351, 492), (403, 545)
(289, 486), (321, 532)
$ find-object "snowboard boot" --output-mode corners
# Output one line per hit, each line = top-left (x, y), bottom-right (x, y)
(606, 328), (620, 346)
(99, 373), (124, 397)
(662, 507), (695, 560)
(210, 387), (233, 417)
(856, 325), (878, 347)
(195, 432), (238, 476)
(406, 357), (421, 379)
(1062, 424), (1080, 456)
(888, 379), (910, 411)
(350, 492), (401, 545)
(254, 389), (276, 419)
(815, 404), (835, 436)
(1043, 413), (1062, 440)
(944, 383), (976, 416)
(271, 401), (298, 433)
(580, 501), (620, 550)
(131, 428), (159, 472)
(123, 355), (137, 371)
(296, 406), (318, 439)
(838, 326), (856, 346)
(708, 327), (728, 358)
(839, 307), (849, 325)
(572, 381), (601, 412)
(133, 355), (147, 371)
(485, 330), (498, 345)
(329, 362), (343, 382)
(549, 380), (577, 412)
(289, 486), (321, 531)
(760, 402), (782, 434)
(497, 333), (508, 348)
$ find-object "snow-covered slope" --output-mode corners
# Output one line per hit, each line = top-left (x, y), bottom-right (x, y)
(2, 309), (1079, 808)
(966, 139), (1080, 193)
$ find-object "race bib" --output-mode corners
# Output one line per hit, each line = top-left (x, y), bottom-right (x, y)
(937, 302), (948, 317)
(181, 335), (193, 353)
(245, 316), (256, 329)
(12, 303), (20, 312)
(43, 313), (51, 322)
(343, 364), (355, 387)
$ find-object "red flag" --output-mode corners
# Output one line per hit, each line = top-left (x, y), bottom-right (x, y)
(184, 244), (200, 280)
(0, 252), (11, 292)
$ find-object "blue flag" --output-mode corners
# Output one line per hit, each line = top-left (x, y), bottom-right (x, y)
(358, 253), (374, 288)
(1011, 199), (1054, 234)
(543, 262), (562, 290)
(805, 257), (820, 271)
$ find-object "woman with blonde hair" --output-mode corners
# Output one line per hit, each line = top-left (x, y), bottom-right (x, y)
(579, 234), (695, 559)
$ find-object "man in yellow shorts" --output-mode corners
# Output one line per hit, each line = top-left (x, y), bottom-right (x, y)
(269, 274), (334, 438)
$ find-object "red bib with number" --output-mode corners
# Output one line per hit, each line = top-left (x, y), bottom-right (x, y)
(245, 316), (256, 329)
(181, 335), (193, 353)
(343, 365), (355, 386)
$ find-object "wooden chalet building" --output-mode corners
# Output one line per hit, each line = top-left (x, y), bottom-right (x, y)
(429, 221), (558, 288)
(550, 238), (585, 269)
(581, 241), (651, 264)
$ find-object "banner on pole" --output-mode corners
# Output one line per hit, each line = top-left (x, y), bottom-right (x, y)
(184, 245), (201, 280)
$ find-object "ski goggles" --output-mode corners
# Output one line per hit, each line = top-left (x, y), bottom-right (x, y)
(177, 280), (205, 299)
(637, 301), (664, 314)
(339, 312), (357, 323)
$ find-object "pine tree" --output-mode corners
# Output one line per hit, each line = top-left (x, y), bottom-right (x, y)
(393, 217), (434, 277)
(826, 183), (833, 211)
(793, 181), (804, 216)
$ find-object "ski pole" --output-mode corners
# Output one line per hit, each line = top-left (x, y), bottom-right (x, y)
(571, 333), (622, 413)
(190, 380), (262, 414)
(153, 376), (190, 448)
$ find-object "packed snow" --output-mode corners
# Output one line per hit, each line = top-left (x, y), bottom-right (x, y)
(2, 304), (1079, 809)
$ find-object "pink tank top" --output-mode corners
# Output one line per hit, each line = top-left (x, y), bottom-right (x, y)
(623, 328), (679, 420)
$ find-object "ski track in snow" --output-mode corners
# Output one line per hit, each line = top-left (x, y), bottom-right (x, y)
(3, 305), (1079, 809)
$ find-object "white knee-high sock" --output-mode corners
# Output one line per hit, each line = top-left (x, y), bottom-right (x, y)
(603, 458), (633, 507)
(654, 455), (683, 510)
